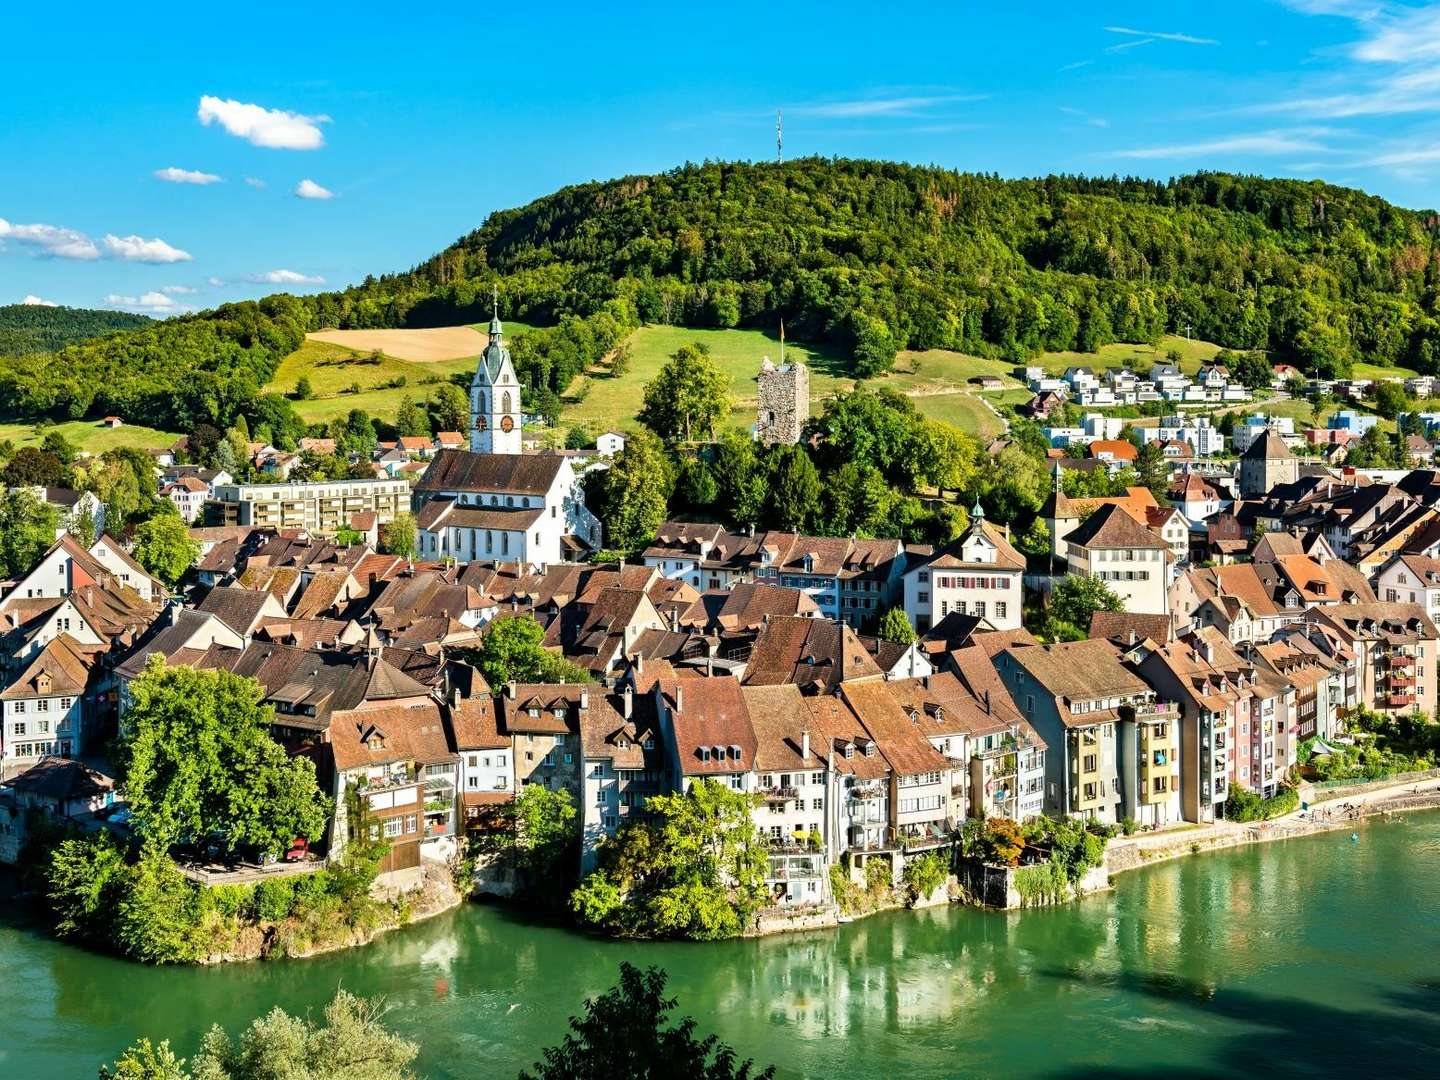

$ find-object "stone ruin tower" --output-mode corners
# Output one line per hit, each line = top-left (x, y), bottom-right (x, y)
(755, 356), (809, 445)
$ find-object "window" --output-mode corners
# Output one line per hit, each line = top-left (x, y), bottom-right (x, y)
(995, 602), (1007, 620)
(1082, 754), (1097, 772)
(812, 798), (823, 810)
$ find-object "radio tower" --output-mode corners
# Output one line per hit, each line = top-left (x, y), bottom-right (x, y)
(776, 109), (783, 163)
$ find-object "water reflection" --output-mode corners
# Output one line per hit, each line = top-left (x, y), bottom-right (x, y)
(1, 815), (1437, 1080)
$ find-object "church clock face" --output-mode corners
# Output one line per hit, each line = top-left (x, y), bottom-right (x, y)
(500, 415), (515, 433)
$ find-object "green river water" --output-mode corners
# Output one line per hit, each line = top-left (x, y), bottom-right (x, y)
(3, 813), (1438, 1079)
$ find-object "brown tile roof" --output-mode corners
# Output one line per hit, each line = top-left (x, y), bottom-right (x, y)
(1087, 439), (1138, 461)
(577, 692), (656, 771)
(414, 449), (564, 496)
(1088, 611), (1174, 646)
(1066, 502), (1168, 551)
(1004, 637), (1151, 711)
(742, 616), (884, 692)
(414, 498), (546, 533)
(197, 585), (275, 635)
(839, 680), (951, 777)
(330, 702), (453, 771)
(742, 684), (824, 771)
(501, 683), (590, 736)
(0, 634), (100, 700)
(448, 695), (509, 750)
(799, 695), (889, 778)
(660, 677), (759, 776)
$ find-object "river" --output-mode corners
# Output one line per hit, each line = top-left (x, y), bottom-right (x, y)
(3, 813), (1438, 1079)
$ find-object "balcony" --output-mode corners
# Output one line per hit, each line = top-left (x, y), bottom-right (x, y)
(763, 786), (799, 802)
(1387, 654), (1415, 670)
(1387, 693), (1416, 709)
(1387, 675), (1416, 689)
(850, 781), (884, 801)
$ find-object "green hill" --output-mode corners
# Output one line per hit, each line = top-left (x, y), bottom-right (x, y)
(0, 303), (149, 356)
(3, 159), (1436, 439)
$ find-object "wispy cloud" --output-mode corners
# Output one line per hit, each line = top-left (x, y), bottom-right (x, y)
(154, 166), (222, 185)
(1112, 131), (1332, 159)
(294, 179), (334, 200)
(161, 285), (197, 295)
(1060, 106), (1109, 128)
(103, 234), (192, 263)
(104, 291), (191, 314)
(1060, 59), (1095, 71)
(197, 95), (328, 150)
(244, 177), (267, 189)
(1105, 38), (1155, 54)
(788, 93), (984, 118)
(1104, 26), (1219, 45)
(244, 269), (325, 285)
(22, 294), (58, 306)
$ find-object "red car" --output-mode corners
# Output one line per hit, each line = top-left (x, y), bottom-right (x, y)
(283, 838), (309, 862)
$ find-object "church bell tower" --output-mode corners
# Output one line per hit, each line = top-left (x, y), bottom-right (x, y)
(470, 287), (522, 455)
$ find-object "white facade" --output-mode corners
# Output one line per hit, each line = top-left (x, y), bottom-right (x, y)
(2, 693), (84, 766)
(596, 432), (626, 458)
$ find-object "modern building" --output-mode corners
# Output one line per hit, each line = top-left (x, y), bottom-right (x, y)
(209, 477), (410, 532)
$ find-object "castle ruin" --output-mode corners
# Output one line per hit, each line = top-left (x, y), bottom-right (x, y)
(755, 356), (809, 445)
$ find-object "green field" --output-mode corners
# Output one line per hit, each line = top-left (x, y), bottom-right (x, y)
(264, 323), (538, 425)
(0, 419), (181, 454)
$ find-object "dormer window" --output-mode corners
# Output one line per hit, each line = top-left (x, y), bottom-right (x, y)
(803, 553), (815, 573)
(728, 744), (742, 761)
(699, 747), (711, 762)
(843, 742), (855, 759)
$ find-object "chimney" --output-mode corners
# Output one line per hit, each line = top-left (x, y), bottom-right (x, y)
(579, 690), (589, 711)
(984, 689), (992, 715)
(674, 685), (684, 713)
(801, 729), (811, 761)
(451, 686), (461, 707)
(506, 682), (516, 700)
(622, 686), (633, 718)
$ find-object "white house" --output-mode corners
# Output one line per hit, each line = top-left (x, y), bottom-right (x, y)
(0, 635), (97, 767)
(1064, 503), (1171, 616)
(1374, 554), (1440, 624)
(596, 431), (626, 458)
(903, 507), (1025, 632)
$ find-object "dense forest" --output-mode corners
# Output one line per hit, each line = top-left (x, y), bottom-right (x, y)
(5, 158), (1439, 433)
(0, 304), (149, 356)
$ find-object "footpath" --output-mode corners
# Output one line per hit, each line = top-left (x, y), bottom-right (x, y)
(1105, 774), (1440, 875)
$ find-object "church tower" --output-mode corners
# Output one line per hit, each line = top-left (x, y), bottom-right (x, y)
(470, 288), (522, 455)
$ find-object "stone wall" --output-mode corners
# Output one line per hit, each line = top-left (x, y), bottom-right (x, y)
(756, 361), (809, 445)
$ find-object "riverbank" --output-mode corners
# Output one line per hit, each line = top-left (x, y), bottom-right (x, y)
(1106, 775), (1440, 876)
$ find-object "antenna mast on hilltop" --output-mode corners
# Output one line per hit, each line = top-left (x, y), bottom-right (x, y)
(777, 109), (783, 163)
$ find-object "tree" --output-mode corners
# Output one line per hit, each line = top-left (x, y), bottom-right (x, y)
(1372, 381), (1412, 420)
(877, 607), (915, 645)
(3, 445), (68, 487)
(565, 425), (593, 450)
(120, 658), (328, 857)
(571, 779), (768, 940)
(500, 784), (578, 884)
(1134, 441), (1170, 500)
(677, 457), (718, 509)
(293, 375), (314, 400)
(467, 614), (593, 685)
(1233, 350), (1274, 391)
(41, 429), (77, 465)
(520, 963), (774, 1080)
(429, 382), (470, 433)
(1045, 575), (1124, 641)
(711, 430), (766, 528)
(334, 525), (365, 546)
(394, 395), (430, 438)
(900, 851), (947, 904)
(638, 343), (729, 443)
(104, 991), (421, 1080)
(850, 311), (897, 378)
(0, 486), (60, 579)
(132, 508), (200, 587)
(593, 431), (672, 550)
(47, 832), (130, 944)
(99, 1039), (189, 1080)
(762, 444), (820, 532)
(379, 513), (417, 558)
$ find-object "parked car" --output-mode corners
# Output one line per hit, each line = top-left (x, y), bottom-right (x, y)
(283, 837), (309, 862)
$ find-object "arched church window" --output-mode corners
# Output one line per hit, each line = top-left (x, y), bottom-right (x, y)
(476, 391), (487, 414)
(501, 391), (512, 415)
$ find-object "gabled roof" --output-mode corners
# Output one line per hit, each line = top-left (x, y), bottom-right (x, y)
(196, 585), (275, 635)
(330, 702), (453, 771)
(0, 634), (99, 699)
(659, 677), (759, 775)
(3, 756), (114, 800)
(1003, 637), (1150, 714)
(743, 616), (884, 692)
(414, 449), (563, 496)
(1066, 502), (1168, 551)
(1243, 428), (1293, 461)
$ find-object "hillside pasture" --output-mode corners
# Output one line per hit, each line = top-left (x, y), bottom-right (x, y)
(306, 325), (488, 362)
(0, 418), (180, 454)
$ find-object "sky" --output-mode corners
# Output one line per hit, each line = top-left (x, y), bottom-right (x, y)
(7, 0), (1440, 314)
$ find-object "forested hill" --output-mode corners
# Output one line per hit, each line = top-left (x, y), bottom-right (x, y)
(0, 304), (149, 356)
(331, 160), (1440, 381)
(6, 159), (1440, 435)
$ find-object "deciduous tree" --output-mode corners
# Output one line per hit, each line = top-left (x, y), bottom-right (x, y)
(638, 343), (729, 443)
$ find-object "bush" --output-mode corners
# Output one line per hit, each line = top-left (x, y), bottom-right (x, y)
(864, 855), (893, 894)
(900, 852), (948, 905)
(252, 877), (297, 922)
(1224, 786), (1300, 822)
(1014, 861), (1067, 907)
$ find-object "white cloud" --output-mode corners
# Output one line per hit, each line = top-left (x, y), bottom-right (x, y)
(294, 179), (334, 200)
(789, 93), (984, 118)
(0, 218), (100, 259)
(244, 176), (267, 188)
(1060, 106), (1109, 127)
(154, 166), (222, 185)
(207, 276), (226, 287)
(1060, 59), (1095, 71)
(1104, 26), (1219, 45)
(22, 294), (58, 306)
(161, 285), (197, 295)
(1105, 38), (1155, 53)
(197, 95), (328, 150)
(102, 234), (192, 263)
(244, 269), (325, 285)
(104, 291), (190, 313)
(1112, 132), (1332, 159)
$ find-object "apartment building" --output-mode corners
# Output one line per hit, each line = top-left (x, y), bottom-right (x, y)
(211, 477), (410, 533)
(1064, 503), (1172, 616)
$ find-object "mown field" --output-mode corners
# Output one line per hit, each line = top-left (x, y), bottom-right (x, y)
(0, 418), (181, 454)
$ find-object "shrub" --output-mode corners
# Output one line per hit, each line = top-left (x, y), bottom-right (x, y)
(900, 852), (948, 905)
(864, 855), (893, 894)
(252, 877), (297, 922)
(1014, 861), (1067, 907)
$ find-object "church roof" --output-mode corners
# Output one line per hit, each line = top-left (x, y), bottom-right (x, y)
(415, 450), (564, 496)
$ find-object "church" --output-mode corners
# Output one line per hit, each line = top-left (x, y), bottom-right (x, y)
(412, 300), (601, 565)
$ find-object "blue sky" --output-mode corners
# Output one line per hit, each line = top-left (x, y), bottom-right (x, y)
(6, 0), (1440, 314)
